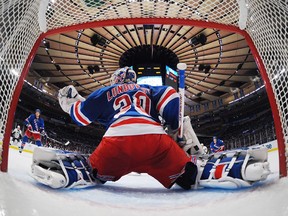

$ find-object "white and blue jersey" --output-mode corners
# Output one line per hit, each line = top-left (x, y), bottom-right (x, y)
(24, 114), (45, 132)
(70, 83), (179, 137)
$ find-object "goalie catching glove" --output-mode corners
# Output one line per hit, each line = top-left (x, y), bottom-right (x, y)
(58, 85), (85, 114)
(31, 147), (103, 189)
(167, 116), (204, 155)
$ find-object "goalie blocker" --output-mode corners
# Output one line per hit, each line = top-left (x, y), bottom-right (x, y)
(31, 147), (270, 190)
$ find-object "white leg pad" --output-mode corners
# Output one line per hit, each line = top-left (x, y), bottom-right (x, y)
(31, 164), (67, 189)
(31, 147), (98, 189)
(199, 177), (251, 189)
(195, 148), (271, 189)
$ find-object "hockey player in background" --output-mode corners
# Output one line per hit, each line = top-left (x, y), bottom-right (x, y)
(31, 67), (271, 190)
(20, 109), (45, 153)
(11, 125), (22, 145)
(210, 136), (225, 153)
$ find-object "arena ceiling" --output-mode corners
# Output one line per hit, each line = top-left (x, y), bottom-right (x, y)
(29, 24), (260, 106)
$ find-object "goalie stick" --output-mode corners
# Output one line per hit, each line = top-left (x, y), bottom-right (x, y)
(43, 133), (70, 146)
(177, 63), (187, 139)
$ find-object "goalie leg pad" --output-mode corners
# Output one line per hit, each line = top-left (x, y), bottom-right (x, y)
(31, 163), (66, 189)
(244, 162), (270, 182)
(61, 155), (96, 188)
(201, 154), (245, 180)
(197, 148), (270, 189)
(31, 147), (99, 189)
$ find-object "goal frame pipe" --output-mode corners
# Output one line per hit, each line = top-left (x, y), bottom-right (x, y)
(1, 17), (286, 176)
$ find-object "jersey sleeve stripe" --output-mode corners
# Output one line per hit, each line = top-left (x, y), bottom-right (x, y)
(71, 101), (91, 126)
(157, 88), (174, 111)
(75, 101), (92, 125)
(157, 88), (179, 115)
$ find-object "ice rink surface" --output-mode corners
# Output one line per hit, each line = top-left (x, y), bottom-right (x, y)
(1, 148), (288, 216)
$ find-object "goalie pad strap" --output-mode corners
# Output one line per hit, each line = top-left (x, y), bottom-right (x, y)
(208, 153), (226, 180)
(59, 157), (92, 188)
(222, 151), (242, 178)
(203, 154), (246, 180)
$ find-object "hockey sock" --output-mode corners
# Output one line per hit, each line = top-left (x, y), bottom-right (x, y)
(21, 135), (28, 146)
(35, 140), (42, 147)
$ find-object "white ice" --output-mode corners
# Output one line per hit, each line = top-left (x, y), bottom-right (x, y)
(1, 148), (288, 216)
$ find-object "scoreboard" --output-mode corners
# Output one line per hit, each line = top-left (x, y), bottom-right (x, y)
(165, 65), (178, 90)
(132, 64), (179, 89)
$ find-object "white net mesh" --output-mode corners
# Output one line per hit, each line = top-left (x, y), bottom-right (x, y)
(245, 0), (288, 168)
(0, 0), (41, 168)
(45, 0), (240, 29)
(0, 0), (287, 172)
(246, 0), (288, 133)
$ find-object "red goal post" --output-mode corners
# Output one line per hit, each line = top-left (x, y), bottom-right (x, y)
(0, 1), (287, 177)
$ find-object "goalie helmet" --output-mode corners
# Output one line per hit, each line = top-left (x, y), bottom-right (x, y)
(110, 67), (137, 85)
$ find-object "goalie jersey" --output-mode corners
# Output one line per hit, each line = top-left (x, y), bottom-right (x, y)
(70, 83), (179, 137)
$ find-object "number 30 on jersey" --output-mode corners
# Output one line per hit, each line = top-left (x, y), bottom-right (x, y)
(113, 91), (151, 117)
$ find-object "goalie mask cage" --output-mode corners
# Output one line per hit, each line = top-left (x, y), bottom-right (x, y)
(0, 0), (287, 175)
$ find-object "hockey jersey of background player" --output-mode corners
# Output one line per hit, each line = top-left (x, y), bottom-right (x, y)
(210, 139), (225, 153)
(70, 83), (179, 137)
(24, 114), (45, 133)
(12, 128), (22, 139)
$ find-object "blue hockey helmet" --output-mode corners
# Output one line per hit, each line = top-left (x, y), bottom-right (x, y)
(213, 136), (217, 140)
(110, 67), (137, 85)
(35, 109), (41, 114)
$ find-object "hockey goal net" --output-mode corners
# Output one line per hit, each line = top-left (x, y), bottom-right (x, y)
(0, 0), (287, 175)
